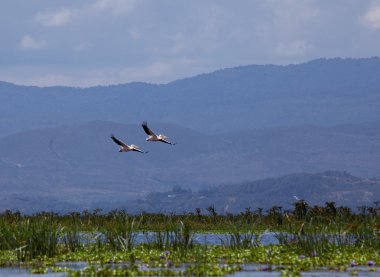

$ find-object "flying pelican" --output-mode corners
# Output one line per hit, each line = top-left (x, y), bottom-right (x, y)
(142, 121), (176, 145)
(110, 135), (147, 153)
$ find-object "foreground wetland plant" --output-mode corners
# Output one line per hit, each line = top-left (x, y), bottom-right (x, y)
(0, 202), (379, 275)
(0, 215), (61, 261)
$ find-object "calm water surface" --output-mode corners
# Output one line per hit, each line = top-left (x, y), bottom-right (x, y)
(0, 265), (378, 277)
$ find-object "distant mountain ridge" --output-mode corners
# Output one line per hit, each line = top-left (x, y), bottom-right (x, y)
(136, 170), (380, 213)
(2, 57), (380, 212)
(0, 120), (379, 212)
(1, 57), (380, 137)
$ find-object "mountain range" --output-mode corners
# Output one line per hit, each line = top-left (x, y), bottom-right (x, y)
(0, 120), (379, 212)
(1, 57), (380, 212)
(1, 57), (380, 138)
(137, 170), (380, 214)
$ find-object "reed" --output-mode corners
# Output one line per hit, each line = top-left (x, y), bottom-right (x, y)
(101, 210), (139, 251)
(143, 220), (194, 252)
(62, 223), (83, 252)
(221, 223), (262, 249)
(0, 201), (378, 264)
(0, 216), (61, 261)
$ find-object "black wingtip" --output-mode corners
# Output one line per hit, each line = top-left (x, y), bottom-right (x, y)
(110, 134), (123, 146)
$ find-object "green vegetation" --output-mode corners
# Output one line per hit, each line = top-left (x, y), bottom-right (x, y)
(0, 201), (379, 276)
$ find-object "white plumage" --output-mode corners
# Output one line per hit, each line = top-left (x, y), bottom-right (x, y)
(110, 134), (147, 153)
(142, 121), (176, 145)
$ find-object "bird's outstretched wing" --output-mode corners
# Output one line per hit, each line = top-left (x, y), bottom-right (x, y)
(133, 148), (148, 154)
(159, 138), (176, 145)
(111, 134), (127, 147)
(130, 144), (148, 153)
(142, 121), (156, 136)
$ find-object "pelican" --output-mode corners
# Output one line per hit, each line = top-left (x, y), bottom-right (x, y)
(142, 121), (176, 145)
(110, 135), (147, 153)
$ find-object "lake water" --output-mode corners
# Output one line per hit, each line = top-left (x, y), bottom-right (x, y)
(0, 263), (378, 277)
(0, 268), (62, 277)
(132, 231), (279, 245)
(1, 266), (378, 277)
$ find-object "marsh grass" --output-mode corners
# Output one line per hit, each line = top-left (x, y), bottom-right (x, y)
(0, 216), (61, 261)
(220, 225), (262, 249)
(0, 201), (379, 274)
(276, 216), (380, 256)
(344, 216), (380, 248)
(102, 210), (139, 251)
(144, 220), (193, 253)
(62, 224), (83, 253)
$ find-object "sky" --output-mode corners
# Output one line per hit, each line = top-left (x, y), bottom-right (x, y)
(1, 0), (380, 87)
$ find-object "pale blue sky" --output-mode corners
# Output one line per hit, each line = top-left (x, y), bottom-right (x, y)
(1, 0), (380, 87)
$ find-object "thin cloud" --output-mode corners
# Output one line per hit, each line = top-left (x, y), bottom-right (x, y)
(35, 0), (138, 27)
(73, 42), (89, 52)
(128, 27), (142, 40)
(19, 35), (44, 50)
(364, 5), (380, 28)
(90, 0), (138, 16)
(0, 58), (203, 87)
(35, 8), (73, 27)
(275, 40), (312, 57)
(2, 1), (379, 87)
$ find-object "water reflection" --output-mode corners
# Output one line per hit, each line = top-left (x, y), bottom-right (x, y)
(84, 231), (279, 246)
(0, 264), (378, 277)
(0, 267), (64, 277)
